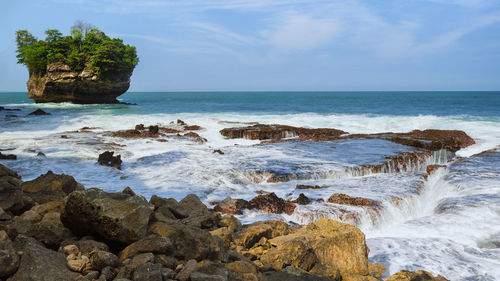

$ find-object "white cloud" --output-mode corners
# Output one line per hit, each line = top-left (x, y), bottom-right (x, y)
(261, 11), (341, 51)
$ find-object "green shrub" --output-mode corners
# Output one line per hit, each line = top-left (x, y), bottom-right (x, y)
(16, 25), (138, 79)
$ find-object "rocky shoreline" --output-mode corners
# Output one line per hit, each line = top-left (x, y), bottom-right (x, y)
(0, 164), (448, 281)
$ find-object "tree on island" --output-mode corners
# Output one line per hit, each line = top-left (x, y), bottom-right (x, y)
(15, 22), (139, 79)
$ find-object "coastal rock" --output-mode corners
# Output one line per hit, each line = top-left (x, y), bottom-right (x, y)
(11, 235), (80, 281)
(384, 270), (449, 281)
(214, 197), (250, 215)
(90, 250), (119, 271)
(133, 262), (163, 281)
(148, 221), (223, 261)
(293, 193), (311, 205)
(226, 260), (262, 281)
(28, 108), (50, 115)
(248, 192), (296, 215)
(0, 231), (20, 278)
(258, 219), (372, 278)
(296, 184), (324, 190)
(220, 124), (347, 141)
(426, 165), (446, 175)
(262, 269), (333, 281)
(388, 129), (475, 152)
(9, 201), (74, 246)
(0, 152), (17, 160)
(118, 234), (173, 262)
(97, 151), (122, 169)
(178, 194), (221, 229)
(27, 62), (131, 104)
(176, 259), (197, 281)
(61, 188), (153, 244)
(232, 220), (290, 249)
(21, 170), (84, 204)
(328, 193), (380, 207)
(0, 164), (31, 214)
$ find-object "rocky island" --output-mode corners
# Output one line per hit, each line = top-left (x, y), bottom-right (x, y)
(15, 24), (138, 103)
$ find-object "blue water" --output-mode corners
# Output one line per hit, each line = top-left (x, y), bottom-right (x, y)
(1, 91), (499, 116)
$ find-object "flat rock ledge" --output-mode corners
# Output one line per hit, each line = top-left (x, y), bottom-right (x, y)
(0, 163), (449, 281)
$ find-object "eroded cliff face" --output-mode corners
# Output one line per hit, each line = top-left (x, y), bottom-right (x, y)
(27, 62), (131, 104)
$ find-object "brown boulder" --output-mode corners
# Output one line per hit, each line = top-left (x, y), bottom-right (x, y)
(61, 188), (153, 244)
(9, 201), (74, 247)
(266, 218), (371, 277)
(214, 197), (250, 215)
(226, 260), (263, 281)
(248, 192), (296, 215)
(118, 234), (173, 262)
(28, 109), (50, 115)
(0, 152), (17, 160)
(21, 170), (84, 204)
(179, 194), (221, 229)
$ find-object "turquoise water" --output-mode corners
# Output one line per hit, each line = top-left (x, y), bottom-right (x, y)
(1, 91), (499, 116)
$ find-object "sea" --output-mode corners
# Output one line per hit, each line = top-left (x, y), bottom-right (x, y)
(1, 91), (500, 280)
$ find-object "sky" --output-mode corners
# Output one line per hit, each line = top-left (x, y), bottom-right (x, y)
(1, 0), (500, 91)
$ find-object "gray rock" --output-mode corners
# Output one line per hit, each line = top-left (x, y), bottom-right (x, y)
(21, 170), (84, 204)
(61, 188), (154, 244)
(0, 231), (20, 278)
(132, 262), (162, 281)
(0, 164), (28, 214)
(118, 234), (173, 262)
(91, 250), (119, 271)
(176, 259), (197, 281)
(10, 235), (80, 281)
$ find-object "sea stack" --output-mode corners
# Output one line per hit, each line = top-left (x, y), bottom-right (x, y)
(27, 62), (131, 104)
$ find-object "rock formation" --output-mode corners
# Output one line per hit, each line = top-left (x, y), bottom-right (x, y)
(0, 163), (450, 281)
(27, 62), (131, 104)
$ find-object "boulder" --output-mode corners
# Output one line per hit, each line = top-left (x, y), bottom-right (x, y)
(97, 151), (122, 169)
(176, 259), (197, 281)
(27, 62), (131, 104)
(388, 129), (475, 152)
(11, 235), (80, 281)
(148, 221), (224, 261)
(266, 218), (370, 277)
(233, 220), (290, 249)
(262, 268), (333, 281)
(21, 170), (84, 204)
(384, 270), (449, 281)
(179, 194), (221, 229)
(118, 234), (173, 262)
(61, 188), (153, 244)
(0, 164), (29, 214)
(9, 201), (74, 246)
(214, 197), (250, 215)
(75, 238), (110, 256)
(226, 260), (262, 281)
(248, 192), (296, 215)
(0, 231), (20, 278)
(90, 250), (119, 271)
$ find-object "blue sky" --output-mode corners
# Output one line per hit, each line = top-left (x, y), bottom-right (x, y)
(1, 0), (500, 91)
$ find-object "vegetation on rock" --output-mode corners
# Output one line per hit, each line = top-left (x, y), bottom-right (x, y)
(16, 22), (138, 79)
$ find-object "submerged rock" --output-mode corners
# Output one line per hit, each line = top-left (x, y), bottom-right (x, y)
(0, 152), (17, 160)
(27, 62), (131, 104)
(97, 151), (122, 169)
(61, 188), (153, 244)
(28, 108), (50, 115)
(214, 197), (250, 215)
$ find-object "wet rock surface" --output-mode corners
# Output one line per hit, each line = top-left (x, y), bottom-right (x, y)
(220, 124), (347, 141)
(98, 151), (122, 169)
(28, 108), (51, 115)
